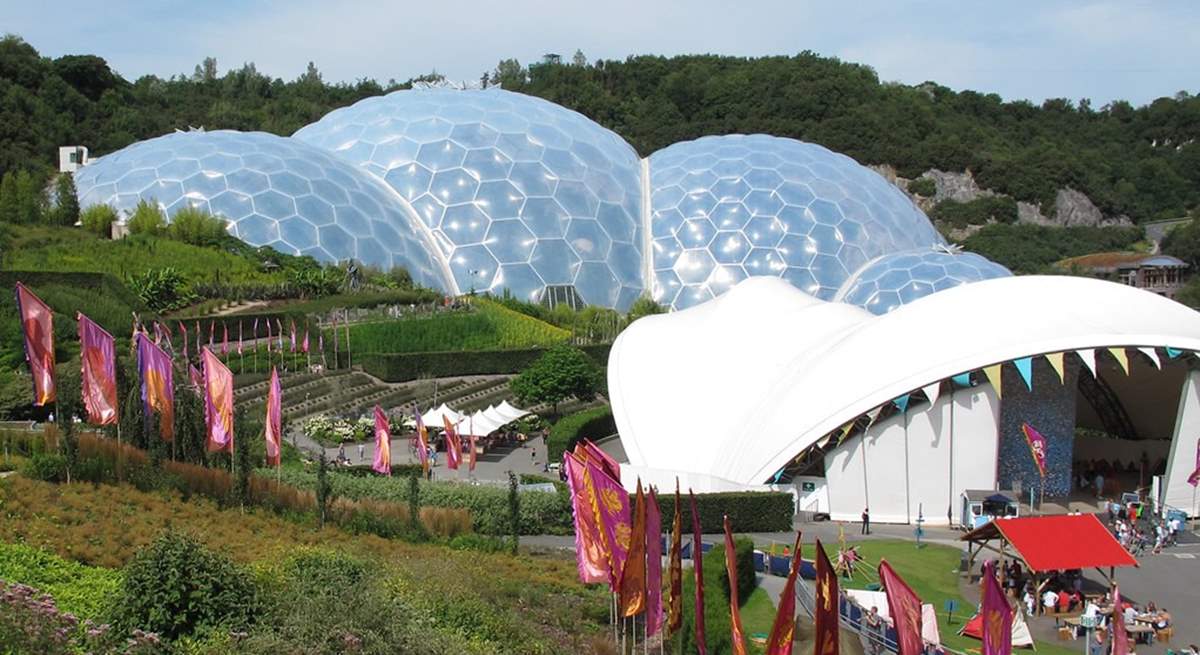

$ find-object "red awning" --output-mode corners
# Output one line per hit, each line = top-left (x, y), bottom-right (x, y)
(961, 514), (1137, 573)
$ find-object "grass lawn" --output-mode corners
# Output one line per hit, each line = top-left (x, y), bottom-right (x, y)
(342, 298), (570, 353)
(769, 539), (1077, 655)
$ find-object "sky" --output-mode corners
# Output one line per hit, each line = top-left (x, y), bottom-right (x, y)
(4, 0), (1197, 107)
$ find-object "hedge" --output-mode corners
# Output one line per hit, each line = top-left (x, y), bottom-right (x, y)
(548, 406), (616, 461)
(680, 535), (757, 654)
(358, 344), (612, 382)
(651, 490), (794, 533)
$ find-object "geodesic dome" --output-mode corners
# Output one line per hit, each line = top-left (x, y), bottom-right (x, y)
(834, 248), (1013, 315)
(293, 88), (646, 311)
(72, 130), (454, 291)
(647, 134), (945, 310)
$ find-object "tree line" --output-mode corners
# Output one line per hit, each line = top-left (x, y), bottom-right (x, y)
(1, 35), (1197, 225)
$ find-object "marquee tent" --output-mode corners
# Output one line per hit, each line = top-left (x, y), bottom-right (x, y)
(960, 608), (1034, 648)
(421, 403), (462, 428)
(961, 514), (1137, 577)
(494, 400), (530, 422)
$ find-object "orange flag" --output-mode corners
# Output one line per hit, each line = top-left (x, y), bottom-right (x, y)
(813, 539), (840, 655)
(78, 313), (118, 425)
(723, 515), (748, 655)
(202, 348), (234, 453)
(618, 479), (647, 617)
(765, 531), (803, 655)
(667, 479), (683, 635)
(14, 283), (56, 406)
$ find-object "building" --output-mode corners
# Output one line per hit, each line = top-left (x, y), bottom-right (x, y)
(608, 275), (1200, 525)
(73, 88), (1012, 312)
(58, 145), (89, 173)
(1058, 252), (1189, 299)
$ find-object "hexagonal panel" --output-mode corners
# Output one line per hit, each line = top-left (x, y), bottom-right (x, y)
(834, 249), (1011, 315)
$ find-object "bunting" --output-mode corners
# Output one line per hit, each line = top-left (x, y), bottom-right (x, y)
(690, 491), (707, 655)
(1013, 356), (1033, 391)
(136, 332), (174, 440)
(1109, 347), (1129, 375)
(1137, 346), (1160, 370)
(878, 559), (924, 655)
(564, 452), (609, 584)
(618, 480), (648, 617)
(952, 372), (972, 387)
(373, 405), (391, 475)
(264, 367), (282, 467)
(764, 531), (802, 655)
(646, 487), (664, 637)
(922, 381), (940, 406)
(813, 539), (840, 655)
(983, 364), (1003, 399)
(723, 515), (748, 655)
(893, 394), (910, 413)
(1047, 352), (1066, 383)
(1077, 348), (1097, 377)
(78, 313), (118, 425)
(14, 283), (56, 406)
(1166, 347), (1184, 359)
(202, 347), (234, 453)
(667, 480), (683, 635)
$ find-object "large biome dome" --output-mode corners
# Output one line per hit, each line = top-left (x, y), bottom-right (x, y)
(835, 248), (1012, 315)
(293, 88), (646, 311)
(73, 130), (453, 291)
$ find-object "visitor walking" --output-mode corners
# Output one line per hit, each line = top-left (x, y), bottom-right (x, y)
(358, 443), (365, 462)
(861, 507), (870, 535)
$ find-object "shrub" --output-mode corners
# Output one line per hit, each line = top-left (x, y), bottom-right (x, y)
(126, 199), (165, 235)
(80, 203), (117, 237)
(113, 531), (259, 641)
(679, 535), (757, 654)
(23, 451), (67, 481)
(929, 196), (1018, 228)
(509, 343), (604, 414)
(547, 406), (616, 461)
(681, 489), (792, 530)
(50, 173), (80, 226)
(0, 542), (123, 619)
(907, 177), (936, 197)
(167, 205), (228, 247)
(447, 533), (509, 553)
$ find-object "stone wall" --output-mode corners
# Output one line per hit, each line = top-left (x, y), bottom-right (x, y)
(997, 357), (1078, 498)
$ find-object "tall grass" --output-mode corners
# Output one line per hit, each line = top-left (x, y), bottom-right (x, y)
(344, 299), (570, 354)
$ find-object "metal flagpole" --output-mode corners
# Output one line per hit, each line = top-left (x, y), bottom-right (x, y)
(116, 422), (123, 483)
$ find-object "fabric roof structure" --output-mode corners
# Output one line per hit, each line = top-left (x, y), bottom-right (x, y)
(960, 609), (1034, 648)
(609, 275), (1200, 488)
(421, 404), (462, 428)
(494, 400), (530, 422)
(461, 410), (506, 437)
(961, 515), (1137, 573)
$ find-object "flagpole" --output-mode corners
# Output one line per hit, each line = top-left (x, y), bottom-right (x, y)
(116, 422), (123, 483)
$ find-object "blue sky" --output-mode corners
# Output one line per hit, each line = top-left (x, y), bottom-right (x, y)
(5, 0), (1197, 106)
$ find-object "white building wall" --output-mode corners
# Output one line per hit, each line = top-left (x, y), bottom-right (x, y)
(906, 395), (952, 524)
(825, 434), (869, 523)
(949, 384), (1001, 521)
(863, 417), (910, 524)
(1164, 370), (1200, 516)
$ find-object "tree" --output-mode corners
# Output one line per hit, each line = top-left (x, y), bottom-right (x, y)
(193, 56), (218, 82)
(491, 59), (525, 89)
(167, 205), (227, 246)
(50, 172), (79, 226)
(80, 203), (117, 237)
(1161, 213), (1200, 269)
(626, 295), (666, 323)
(299, 61), (322, 85)
(0, 169), (45, 224)
(572, 49), (587, 67)
(509, 344), (601, 415)
(126, 199), (165, 235)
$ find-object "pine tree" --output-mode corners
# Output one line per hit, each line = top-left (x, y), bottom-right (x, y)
(51, 172), (79, 226)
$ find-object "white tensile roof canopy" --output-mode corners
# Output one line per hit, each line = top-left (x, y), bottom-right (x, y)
(608, 276), (1200, 487)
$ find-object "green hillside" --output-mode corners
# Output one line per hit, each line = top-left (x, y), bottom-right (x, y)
(344, 299), (571, 354)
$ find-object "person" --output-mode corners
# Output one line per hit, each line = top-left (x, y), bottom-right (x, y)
(861, 507), (870, 535)
(1154, 608), (1171, 630)
(1123, 602), (1138, 625)
(1094, 471), (1105, 498)
(358, 443), (365, 462)
(338, 442), (346, 463)
(864, 606), (884, 655)
(1042, 588), (1058, 615)
(1057, 589), (1071, 613)
(1088, 630), (1106, 655)
(1023, 588), (1036, 615)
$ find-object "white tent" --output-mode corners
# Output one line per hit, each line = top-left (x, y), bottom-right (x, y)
(494, 400), (530, 422)
(482, 405), (514, 427)
(420, 403), (462, 429)
(843, 590), (941, 646)
(460, 410), (504, 437)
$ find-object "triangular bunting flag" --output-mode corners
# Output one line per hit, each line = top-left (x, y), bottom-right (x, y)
(983, 364), (1003, 399)
(1109, 347), (1130, 375)
(1046, 352), (1066, 384)
(1077, 348), (1097, 377)
(1014, 357), (1033, 391)
(951, 373), (972, 387)
(866, 406), (883, 426)
(893, 394), (910, 413)
(922, 382), (941, 406)
(837, 420), (855, 445)
(1137, 347), (1161, 370)
(1166, 347), (1184, 359)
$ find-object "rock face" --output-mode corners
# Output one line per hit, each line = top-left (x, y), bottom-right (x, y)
(1015, 188), (1133, 227)
(922, 169), (993, 204)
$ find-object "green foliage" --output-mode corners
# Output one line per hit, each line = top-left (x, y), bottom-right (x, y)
(79, 203), (117, 237)
(0, 168), (46, 224)
(50, 172), (79, 226)
(166, 205), (227, 247)
(125, 266), (194, 311)
(113, 531), (259, 641)
(345, 299), (569, 354)
(652, 491), (794, 533)
(509, 344), (603, 414)
(961, 223), (1145, 274)
(1176, 277), (1200, 308)
(126, 199), (165, 235)
(929, 196), (1018, 228)
(507, 471), (520, 554)
(1160, 216), (1200, 268)
(316, 450), (332, 529)
(23, 451), (68, 481)
(679, 535), (757, 654)
(0, 542), (122, 619)
(547, 405), (615, 461)
(358, 343), (611, 382)
(626, 295), (667, 323)
(907, 177), (936, 197)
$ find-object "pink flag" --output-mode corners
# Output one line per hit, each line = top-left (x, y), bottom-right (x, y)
(194, 320), (201, 354)
(252, 318), (259, 351)
(266, 319), (273, 353)
(1020, 422), (1048, 478)
(78, 313), (118, 425)
(189, 364), (203, 392)
(646, 487), (665, 636)
(202, 348), (234, 453)
(586, 458), (631, 591)
(1112, 585), (1129, 655)
(237, 321), (243, 356)
(468, 430), (477, 472)
(1188, 439), (1200, 487)
(221, 323), (229, 355)
(302, 328), (309, 354)
(373, 405), (391, 475)
(414, 409), (429, 474)
(179, 322), (188, 360)
(264, 366), (282, 466)
(980, 561), (1013, 655)
(208, 320), (214, 349)
(442, 415), (461, 470)
(289, 319), (297, 352)
(14, 282), (55, 406)
(275, 318), (284, 351)
(564, 452), (610, 584)
(582, 439), (621, 482)
(136, 332), (174, 440)
(878, 560), (923, 655)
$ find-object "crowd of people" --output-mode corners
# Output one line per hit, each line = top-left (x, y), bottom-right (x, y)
(1106, 499), (1184, 556)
